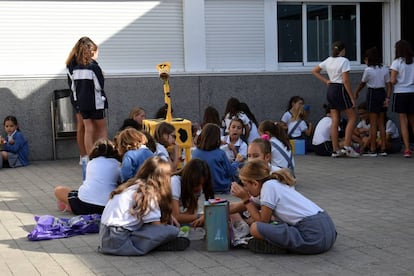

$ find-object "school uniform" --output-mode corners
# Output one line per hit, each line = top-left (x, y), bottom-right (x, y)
(222, 112), (250, 135)
(171, 175), (202, 214)
(361, 66), (389, 113)
(192, 148), (238, 194)
(72, 60), (108, 119)
(68, 156), (120, 215)
(67, 58), (80, 111)
(287, 120), (308, 139)
(386, 119), (402, 153)
(269, 137), (295, 170)
(171, 176), (186, 212)
(120, 146), (153, 183)
(154, 143), (170, 161)
(1, 130), (29, 168)
(255, 179), (337, 254)
(319, 56), (353, 111)
(312, 116), (333, 156)
(246, 122), (260, 144)
(390, 58), (414, 114)
(280, 111), (292, 124)
(220, 135), (247, 161)
(99, 184), (179, 256)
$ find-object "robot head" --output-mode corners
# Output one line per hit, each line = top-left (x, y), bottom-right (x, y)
(156, 62), (171, 81)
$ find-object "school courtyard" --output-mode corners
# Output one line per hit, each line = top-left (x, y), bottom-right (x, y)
(0, 153), (413, 275)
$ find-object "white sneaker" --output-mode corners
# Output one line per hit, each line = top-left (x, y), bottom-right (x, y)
(80, 155), (89, 165)
(331, 150), (345, 158)
(342, 146), (360, 158)
(378, 151), (388, 157)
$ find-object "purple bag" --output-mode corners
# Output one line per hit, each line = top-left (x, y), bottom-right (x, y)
(27, 214), (101, 241)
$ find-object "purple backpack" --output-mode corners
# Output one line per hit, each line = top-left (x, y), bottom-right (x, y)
(27, 214), (101, 241)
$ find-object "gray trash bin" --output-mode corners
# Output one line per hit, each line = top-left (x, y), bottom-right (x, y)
(54, 89), (77, 135)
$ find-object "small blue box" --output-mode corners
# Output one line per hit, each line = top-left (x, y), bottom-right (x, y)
(291, 139), (306, 155)
(204, 201), (231, 251)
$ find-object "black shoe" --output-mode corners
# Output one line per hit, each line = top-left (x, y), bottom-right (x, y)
(155, 237), (190, 251)
(247, 239), (287, 254)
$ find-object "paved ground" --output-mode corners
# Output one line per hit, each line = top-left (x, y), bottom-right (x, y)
(0, 153), (413, 276)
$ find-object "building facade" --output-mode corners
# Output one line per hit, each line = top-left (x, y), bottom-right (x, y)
(0, 0), (411, 160)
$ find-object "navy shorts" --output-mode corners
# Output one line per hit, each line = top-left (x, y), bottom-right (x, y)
(366, 88), (387, 113)
(80, 109), (106, 120)
(392, 93), (414, 114)
(313, 141), (333, 156)
(68, 190), (105, 215)
(327, 83), (353, 111)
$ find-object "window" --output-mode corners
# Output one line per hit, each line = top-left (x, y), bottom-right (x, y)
(277, 5), (302, 62)
(278, 3), (357, 63)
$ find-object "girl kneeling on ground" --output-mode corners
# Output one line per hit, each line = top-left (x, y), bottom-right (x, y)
(231, 159), (337, 254)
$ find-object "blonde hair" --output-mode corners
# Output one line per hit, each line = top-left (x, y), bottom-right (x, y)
(115, 128), (148, 156)
(291, 105), (306, 121)
(239, 159), (296, 186)
(128, 107), (145, 120)
(110, 157), (173, 224)
(65, 36), (98, 66)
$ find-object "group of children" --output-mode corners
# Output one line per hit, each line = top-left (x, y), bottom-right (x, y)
(2, 77), (407, 256)
(312, 40), (413, 158)
(6, 37), (414, 258)
(51, 98), (335, 256)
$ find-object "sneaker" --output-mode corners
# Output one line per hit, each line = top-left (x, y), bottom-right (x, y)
(79, 155), (89, 166)
(362, 151), (378, 157)
(331, 150), (345, 158)
(155, 237), (190, 251)
(248, 239), (287, 254)
(403, 149), (412, 158)
(378, 151), (388, 157)
(188, 227), (206, 240)
(342, 146), (360, 158)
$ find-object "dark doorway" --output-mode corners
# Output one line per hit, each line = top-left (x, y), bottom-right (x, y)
(360, 3), (383, 63)
(401, 0), (414, 47)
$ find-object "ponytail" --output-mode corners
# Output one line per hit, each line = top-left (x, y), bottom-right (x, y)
(268, 168), (296, 186)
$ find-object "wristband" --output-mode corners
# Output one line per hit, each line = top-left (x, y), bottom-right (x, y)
(196, 213), (201, 219)
(243, 198), (251, 205)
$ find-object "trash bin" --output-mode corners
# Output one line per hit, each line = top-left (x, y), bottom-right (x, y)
(54, 89), (77, 135)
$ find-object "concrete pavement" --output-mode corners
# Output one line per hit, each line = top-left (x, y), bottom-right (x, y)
(0, 153), (413, 275)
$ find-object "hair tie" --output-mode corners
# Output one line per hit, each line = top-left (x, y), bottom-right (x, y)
(261, 134), (270, 141)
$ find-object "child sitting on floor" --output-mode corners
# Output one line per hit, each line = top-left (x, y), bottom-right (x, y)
(98, 156), (190, 255)
(231, 159), (337, 254)
(0, 115), (29, 169)
(54, 138), (121, 214)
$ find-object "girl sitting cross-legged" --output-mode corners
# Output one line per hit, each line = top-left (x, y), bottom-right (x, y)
(98, 156), (190, 256)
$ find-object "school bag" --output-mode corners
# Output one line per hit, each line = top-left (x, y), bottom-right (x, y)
(27, 214), (101, 241)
